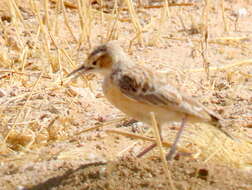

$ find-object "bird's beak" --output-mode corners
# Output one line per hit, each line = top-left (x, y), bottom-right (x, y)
(67, 65), (89, 78)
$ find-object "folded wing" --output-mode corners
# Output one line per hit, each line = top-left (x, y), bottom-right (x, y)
(113, 67), (214, 122)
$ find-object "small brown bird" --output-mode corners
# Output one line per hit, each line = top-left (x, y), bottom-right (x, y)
(68, 41), (234, 159)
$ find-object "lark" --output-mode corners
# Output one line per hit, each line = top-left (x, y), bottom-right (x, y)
(68, 41), (234, 159)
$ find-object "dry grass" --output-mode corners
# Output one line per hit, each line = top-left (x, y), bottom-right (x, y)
(0, 0), (252, 175)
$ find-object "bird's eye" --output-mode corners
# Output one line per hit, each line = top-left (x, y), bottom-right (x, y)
(92, 61), (97, 66)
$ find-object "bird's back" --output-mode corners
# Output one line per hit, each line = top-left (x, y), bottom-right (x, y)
(110, 61), (219, 122)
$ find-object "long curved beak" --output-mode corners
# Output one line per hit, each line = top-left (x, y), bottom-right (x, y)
(67, 65), (88, 78)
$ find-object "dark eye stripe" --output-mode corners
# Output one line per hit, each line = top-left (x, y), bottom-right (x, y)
(89, 45), (107, 58)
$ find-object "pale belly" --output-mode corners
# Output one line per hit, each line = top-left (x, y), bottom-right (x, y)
(102, 79), (183, 126)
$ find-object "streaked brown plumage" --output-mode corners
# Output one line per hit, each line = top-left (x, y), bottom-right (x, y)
(68, 41), (234, 157)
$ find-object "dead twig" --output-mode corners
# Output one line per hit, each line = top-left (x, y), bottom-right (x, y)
(105, 129), (191, 154)
(49, 0), (77, 9)
(150, 112), (175, 190)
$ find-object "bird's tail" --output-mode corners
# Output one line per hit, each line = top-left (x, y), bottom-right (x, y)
(210, 117), (237, 141)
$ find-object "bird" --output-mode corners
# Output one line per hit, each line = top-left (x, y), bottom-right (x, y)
(67, 41), (234, 159)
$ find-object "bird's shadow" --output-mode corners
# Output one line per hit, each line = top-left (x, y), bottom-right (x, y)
(26, 161), (106, 190)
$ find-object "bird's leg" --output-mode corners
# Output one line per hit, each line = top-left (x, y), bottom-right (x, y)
(136, 143), (157, 157)
(166, 114), (187, 161)
(136, 123), (162, 158)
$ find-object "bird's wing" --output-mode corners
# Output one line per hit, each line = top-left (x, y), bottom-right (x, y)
(112, 67), (213, 121)
(112, 66), (236, 140)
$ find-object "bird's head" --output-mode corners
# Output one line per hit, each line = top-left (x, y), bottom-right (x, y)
(68, 41), (123, 78)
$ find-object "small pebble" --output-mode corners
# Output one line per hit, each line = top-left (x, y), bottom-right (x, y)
(16, 186), (26, 190)
(238, 8), (248, 17)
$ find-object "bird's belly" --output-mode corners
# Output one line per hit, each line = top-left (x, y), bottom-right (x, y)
(103, 81), (182, 125)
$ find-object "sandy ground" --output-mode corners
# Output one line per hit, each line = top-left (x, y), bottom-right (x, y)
(0, 0), (252, 189)
(3, 157), (252, 190)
